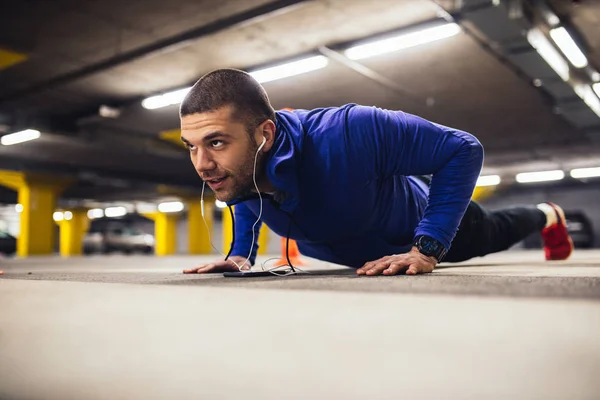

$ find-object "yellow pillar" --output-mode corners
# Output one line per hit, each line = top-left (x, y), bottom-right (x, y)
(0, 170), (71, 257)
(472, 185), (497, 202)
(222, 206), (234, 254)
(144, 212), (179, 256)
(0, 47), (28, 71)
(57, 210), (89, 257)
(258, 223), (269, 255)
(187, 198), (212, 254)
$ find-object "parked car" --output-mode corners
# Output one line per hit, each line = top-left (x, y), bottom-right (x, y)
(0, 231), (17, 256)
(564, 211), (595, 248)
(83, 227), (154, 254)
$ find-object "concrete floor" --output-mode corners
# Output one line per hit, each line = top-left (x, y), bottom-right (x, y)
(1, 250), (600, 399)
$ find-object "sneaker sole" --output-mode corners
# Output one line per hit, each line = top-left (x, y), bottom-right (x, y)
(547, 202), (574, 260)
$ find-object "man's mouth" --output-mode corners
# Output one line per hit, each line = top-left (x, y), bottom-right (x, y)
(206, 176), (228, 189)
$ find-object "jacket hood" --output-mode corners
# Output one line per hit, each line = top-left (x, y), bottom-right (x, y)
(227, 109), (305, 213)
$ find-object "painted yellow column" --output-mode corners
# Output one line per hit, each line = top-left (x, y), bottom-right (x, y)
(0, 170), (71, 257)
(17, 185), (57, 256)
(144, 212), (179, 256)
(58, 210), (89, 256)
(222, 206), (234, 255)
(187, 199), (212, 254)
(258, 223), (269, 255)
(0, 47), (28, 71)
(472, 185), (497, 202)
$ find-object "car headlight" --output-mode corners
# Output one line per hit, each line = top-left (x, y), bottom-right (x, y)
(144, 235), (154, 245)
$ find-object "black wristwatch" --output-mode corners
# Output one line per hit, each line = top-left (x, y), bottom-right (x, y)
(412, 235), (447, 262)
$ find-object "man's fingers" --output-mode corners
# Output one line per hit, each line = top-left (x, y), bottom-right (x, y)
(358, 255), (410, 276)
(366, 261), (392, 276)
(197, 264), (216, 273)
(183, 263), (220, 274)
(183, 265), (211, 274)
(357, 261), (375, 275)
(406, 264), (419, 275)
(358, 256), (391, 275)
(383, 263), (408, 275)
(359, 253), (436, 277)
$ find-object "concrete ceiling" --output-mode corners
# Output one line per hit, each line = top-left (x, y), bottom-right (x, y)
(0, 0), (599, 204)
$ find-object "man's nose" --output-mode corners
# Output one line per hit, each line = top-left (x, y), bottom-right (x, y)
(195, 149), (216, 172)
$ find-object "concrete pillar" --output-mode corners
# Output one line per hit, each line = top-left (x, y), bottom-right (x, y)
(222, 206), (234, 255)
(0, 170), (70, 256)
(258, 223), (269, 255)
(186, 198), (212, 254)
(143, 212), (179, 256)
(57, 209), (89, 257)
(472, 185), (497, 202)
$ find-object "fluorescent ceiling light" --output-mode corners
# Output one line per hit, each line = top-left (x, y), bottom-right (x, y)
(136, 203), (158, 214)
(593, 82), (600, 98)
(215, 200), (227, 209)
(158, 201), (184, 213)
(105, 206), (127, 218)
(547, 14), (560, 27)
(87, 209), (104, 219)
(142, 87), (191, 110)
(527, 28), (570, 82)
(549, 27), (588, 68)
(570, 167), (600, 179)
(142, 56), (329, 109)
(344, 22), (461, 60)
(574, 84), (600, 118)
(1, 129), (41, 146)
(53, 212), (64, 222)
(476, 175), (501, 187)
(249, 56), (329, 84)
(516, 170), (565, 183)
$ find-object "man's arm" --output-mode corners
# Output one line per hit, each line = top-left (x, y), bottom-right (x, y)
(346, 105), (484, 251)
(228, 202), (262, 266)
(182, 202), (258, 274)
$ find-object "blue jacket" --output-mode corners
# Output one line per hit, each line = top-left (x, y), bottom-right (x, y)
(227, 104), (484, 268)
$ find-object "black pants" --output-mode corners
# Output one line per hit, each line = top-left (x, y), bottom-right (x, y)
(444, 201), (547, 263)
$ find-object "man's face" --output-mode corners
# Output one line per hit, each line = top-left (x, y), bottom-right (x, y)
(180, 106), (264, 202)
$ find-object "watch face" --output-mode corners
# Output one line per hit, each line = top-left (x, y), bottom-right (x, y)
(416, 236), (441, 256)
(422, 239), (438, 253)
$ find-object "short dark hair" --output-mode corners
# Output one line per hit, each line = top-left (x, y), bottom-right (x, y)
(180, 68), (276, 133)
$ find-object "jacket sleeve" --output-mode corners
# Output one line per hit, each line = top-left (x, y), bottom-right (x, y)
(229, 202), (262, 265)
(346, 105), (484, 249)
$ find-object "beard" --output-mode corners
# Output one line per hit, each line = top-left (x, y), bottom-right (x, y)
(214, 141), (265, 203)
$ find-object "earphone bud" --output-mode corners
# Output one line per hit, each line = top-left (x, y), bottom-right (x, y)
(257, 136), (266, 152)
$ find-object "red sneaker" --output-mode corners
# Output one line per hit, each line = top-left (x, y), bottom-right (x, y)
(541, 203), (574, 261)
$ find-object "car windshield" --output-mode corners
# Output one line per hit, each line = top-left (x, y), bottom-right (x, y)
(0, 231), (14, 238)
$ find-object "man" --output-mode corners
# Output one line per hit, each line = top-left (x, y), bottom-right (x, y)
(180, 68), (573, 276)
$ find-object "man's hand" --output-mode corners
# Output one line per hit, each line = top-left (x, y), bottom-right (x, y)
(183, 255), (250, 274)
(356, 247), (437, 276)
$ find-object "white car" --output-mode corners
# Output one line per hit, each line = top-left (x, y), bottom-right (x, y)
(83, 227), (154, 254)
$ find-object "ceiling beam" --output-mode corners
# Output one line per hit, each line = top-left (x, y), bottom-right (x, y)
(0, 0), (312, 105)
(0, 154), (200, 188)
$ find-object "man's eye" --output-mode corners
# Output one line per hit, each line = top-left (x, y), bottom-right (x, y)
(211, 140), (224, 148)
(187, 144), (197, 151)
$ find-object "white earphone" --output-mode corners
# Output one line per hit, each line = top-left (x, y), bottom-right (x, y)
(198, 132), (306, 276)
(258, 136), (266, 151)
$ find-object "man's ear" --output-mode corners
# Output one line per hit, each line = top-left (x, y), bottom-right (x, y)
(259, 119), (276, 152)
